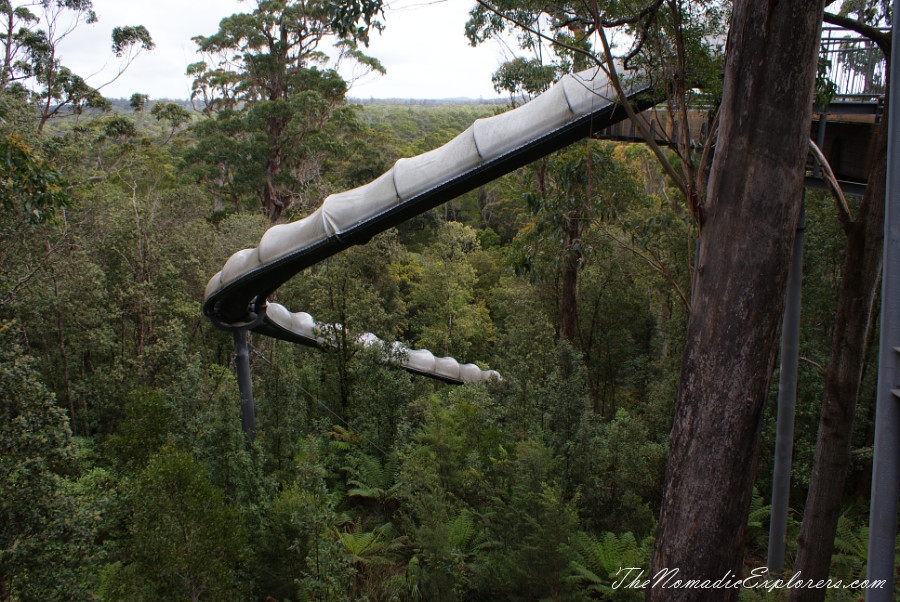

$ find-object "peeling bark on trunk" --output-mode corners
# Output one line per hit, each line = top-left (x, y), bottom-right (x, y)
(648, 3), (823, 600)
(214, 161), (227, 213)
(264, 151), (286, 222)
(789, 82), (888, 602)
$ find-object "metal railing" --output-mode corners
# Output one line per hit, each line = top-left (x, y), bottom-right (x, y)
(820, 26), (889, 99)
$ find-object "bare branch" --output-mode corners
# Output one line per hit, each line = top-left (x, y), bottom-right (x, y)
(598, 222), (690, 312)
(800, 355), (826, 374)
(1, 228), (68, 307)
(474, 0), (597, 64)
(808, 138), (853, 231)
(591, 3), (690, 202)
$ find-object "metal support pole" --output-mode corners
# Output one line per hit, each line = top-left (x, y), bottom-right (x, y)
(866, 2), (900, 597)
(767, 199), (805, 575)
(233, 328), (256, 443)
(814, 113), (826, 179)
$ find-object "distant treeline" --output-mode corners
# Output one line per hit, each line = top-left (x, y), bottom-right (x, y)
(101, 96), (507, 111)
(349, 97), (508, 106)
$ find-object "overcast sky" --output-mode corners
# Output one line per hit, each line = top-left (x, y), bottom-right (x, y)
(58, 0), (512, 101)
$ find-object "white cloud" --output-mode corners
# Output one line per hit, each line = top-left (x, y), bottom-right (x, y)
(57, 0), (509, 100)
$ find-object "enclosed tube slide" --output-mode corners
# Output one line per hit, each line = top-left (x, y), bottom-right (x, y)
(203, 65), (652, 384)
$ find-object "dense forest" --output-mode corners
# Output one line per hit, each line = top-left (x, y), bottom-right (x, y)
(0, 0), (896, 600)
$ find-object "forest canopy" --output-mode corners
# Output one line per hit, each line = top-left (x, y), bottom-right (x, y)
(0, 0), (893, 600)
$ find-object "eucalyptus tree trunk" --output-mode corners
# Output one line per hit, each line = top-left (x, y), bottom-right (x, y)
(648, 3), (824, 600)
(560, 218), (580, 346)
(789, 79), (888, 602)
(264, 116), (289, 222)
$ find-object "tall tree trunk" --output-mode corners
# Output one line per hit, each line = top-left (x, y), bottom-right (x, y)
(648, 3), (823, 600)
(49, 248), (75, 436)
(789, 79), (888, 602)
(264, 153), (285, 221)
(560, 220), (580, 345)
(2, 9), (14, 88)
(214, 161), (227, 213)
(264, 117), (288, 222)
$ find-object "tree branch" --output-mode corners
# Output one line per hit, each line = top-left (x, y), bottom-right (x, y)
(823, 12), (891, 56)
(599, 222), (690, 312)
(695, 108), (719, 200)
(808, 138), (853, 232)
(475, 0), (694, 215)
(800, 355), (826, 375)
(474, 0), (597, 64)
(1, 228), (68, 307)
(591, 4), (691, 203)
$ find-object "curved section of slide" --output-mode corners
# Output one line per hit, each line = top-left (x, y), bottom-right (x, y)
(261, 302), (501, 384)
(204, 65), (651, 384)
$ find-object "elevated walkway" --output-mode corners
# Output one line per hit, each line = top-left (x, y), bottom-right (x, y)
(206, 27), (889, 386)
(593, 101), (882, 197)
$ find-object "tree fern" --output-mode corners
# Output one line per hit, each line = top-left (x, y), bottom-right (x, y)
(568, 531), (652, 599)
(344, 451), (399, 506)
(447, 511), (475, 549)
(334, 519), (397, 566)
(830, 509), (867, 581)
(329, 424), (364, 452)
(745, 487), (773, 556)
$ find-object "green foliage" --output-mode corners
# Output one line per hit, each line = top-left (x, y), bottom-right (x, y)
(501, 141), (673, 422)
(492, 57), (559, 104)
(101, 444), (248, 601)
(357, 101), (499, 156)
(335, 518), (403, 598)
(830, 507), (868, 582)
(0, 1), (154, 130)
(407, 222), (495, 362)
(185, 67), (359, 217)
(465, 0), (726, 99)
(0, 5), (885, 595)
(289, 437), (355, 601)
(0, 133), (68, 223)
(837, 0), (892, 25)
(815, 55), (839, 111)
(103, 387), (176, 471)
(742, 487), (800, 569)
(252, 483), (312, 600)
(111, 25), (154, 57)
(393, 392), (500, 599)
(150, 102), (192, 144)
(480, 441), (583, 601)
(129, 93), (149, 112)
(570, 409), (665, 536)
(568, 530), (653, 600)
(0, 320), (97, 600)
(181, 365), (262, 510)
(187, 0), (383, 220)
(344, 450), (399, 511)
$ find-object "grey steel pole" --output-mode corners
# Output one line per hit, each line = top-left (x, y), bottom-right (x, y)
(814, 114), (826, 179)
(767, 199), (805, 575)
(233, 328), (256, 442)
(866, 1), (900, 598)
